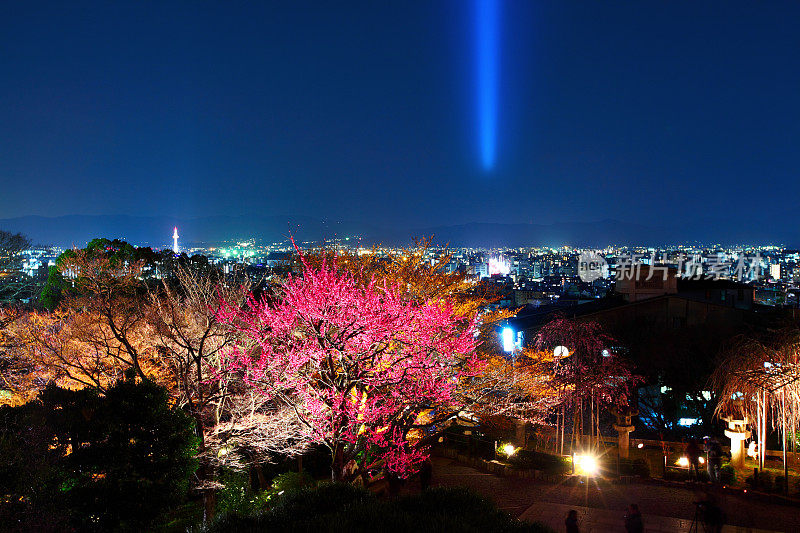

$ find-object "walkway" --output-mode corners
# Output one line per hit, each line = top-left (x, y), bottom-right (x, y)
(426, 456), (796, 532)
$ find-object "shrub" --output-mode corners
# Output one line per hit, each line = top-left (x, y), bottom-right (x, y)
(203, 484), (554, 533)
(268, 482), (373, 521)
(760, 471), (774, 492)
(271, 471), (313, 492)
(619, 458), (650, 477)
(508, 450), (570, 475)
(664, 468), (689, 482)
(719, 464), (736, 485)
(216, 469), (272, 516)
(746, 470), (774, 491)
(0, 380), (199, 531)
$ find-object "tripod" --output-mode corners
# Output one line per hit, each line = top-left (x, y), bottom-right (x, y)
(688, 502), (708, 533)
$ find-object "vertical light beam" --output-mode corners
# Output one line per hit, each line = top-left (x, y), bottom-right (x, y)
(476, 0), (499, 171)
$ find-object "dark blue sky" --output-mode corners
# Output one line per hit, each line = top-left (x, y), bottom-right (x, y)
(2, 1), (799, 232)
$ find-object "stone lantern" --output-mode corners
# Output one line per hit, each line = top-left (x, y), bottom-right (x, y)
(612, 408), (637, 459)
(722, 416), (751, 469)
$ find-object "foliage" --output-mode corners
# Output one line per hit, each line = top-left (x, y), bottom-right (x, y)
(746, 470), (774, 492)
(534, 317), (640, 452)
(508, 449), (570, 475)
(719, 463), (736, 485)
(712, 328), (800, 469)
(301, 241), (539, 423)
(0, 230), (37, 303)
(0, 307), (44, 405)
(535, 317), (639, 411)
(271, 470), (313, 492)
(215, 468), (314, 517)
(0, 230), (30, 268)
(619, 458), (650, 478)
(215, 254), (480, 480)
(0, 379), (199, 531)
(39, 265), (64, 310)
(215, 469), (271, 517)
(202, 484), (553, 533)
(663, 467), (707, 482)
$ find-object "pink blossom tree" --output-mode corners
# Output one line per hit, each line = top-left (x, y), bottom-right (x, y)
(216, 259), (480, 481)
(535, 317), (640, 452)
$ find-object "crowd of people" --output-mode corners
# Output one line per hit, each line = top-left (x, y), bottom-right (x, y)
(564, 504), (643, 533)
(563, 437), (728, 533)
(686, 437), (724, 483)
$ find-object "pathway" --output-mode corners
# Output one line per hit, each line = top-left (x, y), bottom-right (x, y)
(424, 456), (797, 532)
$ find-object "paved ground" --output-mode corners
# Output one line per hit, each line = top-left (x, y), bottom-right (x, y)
(420, 456), (798, 532)
(522, 501), (778, 533)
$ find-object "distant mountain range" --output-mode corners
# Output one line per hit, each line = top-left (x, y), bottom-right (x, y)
(0, 214), (796, 249)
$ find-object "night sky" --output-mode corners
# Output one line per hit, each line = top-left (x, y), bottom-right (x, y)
(2, 1), (800, 235)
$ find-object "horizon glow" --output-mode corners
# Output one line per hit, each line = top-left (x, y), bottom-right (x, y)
(476, 0), (499, 171)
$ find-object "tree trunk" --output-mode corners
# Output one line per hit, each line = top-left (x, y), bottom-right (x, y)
(193, 412), (216, 523)
(331, 447), (345, 482)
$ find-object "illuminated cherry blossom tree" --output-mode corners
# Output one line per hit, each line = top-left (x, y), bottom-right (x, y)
(216, 258), (480, 481)
(535, 317), (639, 452)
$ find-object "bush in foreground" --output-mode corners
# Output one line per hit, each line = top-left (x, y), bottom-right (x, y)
(203, 484), (553, 533)
(0, 379), (199, 531)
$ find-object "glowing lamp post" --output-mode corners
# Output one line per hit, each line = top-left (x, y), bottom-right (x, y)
(502, 326), (515, 353)
(501, 443), (517, 457)
(573, 454), (599, 476)
(501, 325), (528, 447)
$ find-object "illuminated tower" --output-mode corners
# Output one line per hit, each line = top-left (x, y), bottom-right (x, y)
(172, 227), (179, 253)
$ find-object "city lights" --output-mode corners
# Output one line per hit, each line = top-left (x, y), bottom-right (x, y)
(488, 256), (511, 276)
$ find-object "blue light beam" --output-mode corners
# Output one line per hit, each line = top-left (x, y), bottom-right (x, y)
(476, 0), (499, 171)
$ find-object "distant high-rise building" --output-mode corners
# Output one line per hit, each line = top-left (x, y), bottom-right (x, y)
(172, 227), (179, 253)
(770, 263), (781, 280)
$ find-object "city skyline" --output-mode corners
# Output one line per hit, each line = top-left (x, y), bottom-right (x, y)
(1, 211), (798, 250)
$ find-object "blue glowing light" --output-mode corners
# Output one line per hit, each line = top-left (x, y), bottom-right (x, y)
(476, 0), (499, 170)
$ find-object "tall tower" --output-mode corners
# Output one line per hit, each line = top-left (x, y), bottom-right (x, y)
(172, 227), (179, 253)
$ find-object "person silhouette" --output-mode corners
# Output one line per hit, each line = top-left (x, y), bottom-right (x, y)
(565, 509), (579, 533)
(624, 503), (644, 533)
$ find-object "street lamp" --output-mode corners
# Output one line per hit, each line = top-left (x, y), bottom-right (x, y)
(573, 454), (599, 476)
(502, 326), (515, 353)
